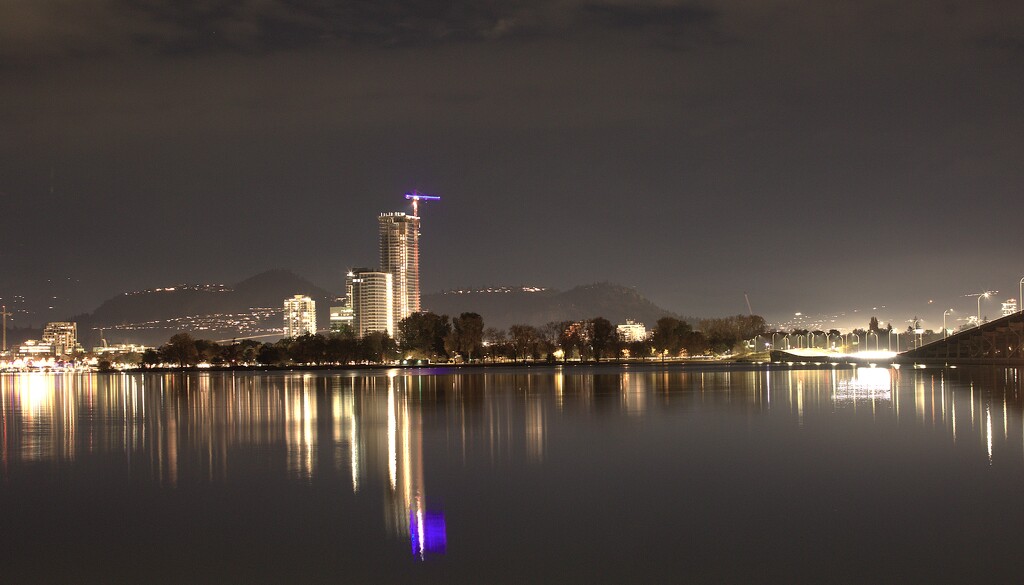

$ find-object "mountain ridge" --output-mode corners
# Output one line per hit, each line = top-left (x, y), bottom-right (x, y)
(423, 281), (679, 331)
(72, 271), (679, 346)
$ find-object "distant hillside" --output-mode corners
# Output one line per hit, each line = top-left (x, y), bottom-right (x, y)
(423, 283), (679, 331)
(72, 275), (678, 347)
(81, 270), (334, 346)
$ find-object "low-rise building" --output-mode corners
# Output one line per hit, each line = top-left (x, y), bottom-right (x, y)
(617, 319), (647, 342)
(18, 340), (55, 357)
(93, 343), (151, 355)
(1002, 299), (1018, 317)
(330, 302), (354, 333)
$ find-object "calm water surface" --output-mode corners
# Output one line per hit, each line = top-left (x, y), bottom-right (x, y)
(2, 365), (1023, 584)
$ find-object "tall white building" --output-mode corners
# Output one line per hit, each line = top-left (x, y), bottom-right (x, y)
(379, 212), (420, 324)
(42, 321), (78, 355)
(283, 295), (317, 338)
(351, 269), (394, 337)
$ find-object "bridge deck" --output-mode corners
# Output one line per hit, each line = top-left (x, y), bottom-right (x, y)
(899, 311), (1024, 364)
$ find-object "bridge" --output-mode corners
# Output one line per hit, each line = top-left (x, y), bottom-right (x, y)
(899, 310), (1024, 365)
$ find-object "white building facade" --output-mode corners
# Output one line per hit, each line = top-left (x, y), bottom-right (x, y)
(283, 295), (317, 338)
(352, 269), (394, 337)
(617, 320), (647, 343)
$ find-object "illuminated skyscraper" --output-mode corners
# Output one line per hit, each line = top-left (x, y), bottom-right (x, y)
(352, 269), (394, 337)
(283, 295), (317, 338)
(379, 212), (420, 324)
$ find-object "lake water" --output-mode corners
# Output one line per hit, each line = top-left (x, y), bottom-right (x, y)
(1, 365), (1022, 584)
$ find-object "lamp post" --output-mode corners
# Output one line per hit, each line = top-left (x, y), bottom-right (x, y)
(1019, 277), (1023, 313)
(942, 309), (953, 338)
(977, 291), (991, 325)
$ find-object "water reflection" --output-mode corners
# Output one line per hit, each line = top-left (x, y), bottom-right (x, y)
(3, 366), (1024, 558)
(5, 368), (1024, 475)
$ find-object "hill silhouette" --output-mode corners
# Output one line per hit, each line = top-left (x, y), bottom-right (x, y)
(75, 274), (678, 347)
(83, 270), (333, 346)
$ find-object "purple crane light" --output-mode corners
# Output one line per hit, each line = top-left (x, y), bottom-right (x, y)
(404, 190), (441, 216)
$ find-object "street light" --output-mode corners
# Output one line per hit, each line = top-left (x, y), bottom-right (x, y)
(977, 291), (994, 325)
(843, 333), (859, 352)
(942, 309), (953, 338)
(1019, 277), (1024, 313)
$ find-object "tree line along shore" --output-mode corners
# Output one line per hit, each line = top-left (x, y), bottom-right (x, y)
(112, 312), (768, 369)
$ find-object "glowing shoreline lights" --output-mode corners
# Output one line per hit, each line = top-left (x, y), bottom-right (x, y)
(833, 367), (893, 401)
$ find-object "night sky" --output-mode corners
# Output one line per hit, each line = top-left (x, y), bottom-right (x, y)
(2, 1), (1022, 329)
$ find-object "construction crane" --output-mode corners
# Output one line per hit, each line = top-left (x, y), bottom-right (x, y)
(1, 304), (11, 353)
(404, 190), (441, 217)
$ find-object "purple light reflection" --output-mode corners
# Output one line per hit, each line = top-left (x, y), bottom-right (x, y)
(409, 510), (447, 558)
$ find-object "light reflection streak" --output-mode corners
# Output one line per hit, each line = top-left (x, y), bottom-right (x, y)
(970, 384), (976, 429)
(987, 405), (993, 465)
(525, 397), (544, 462)
(797, 379), (804, 424)
(952, 396), (957, 443)
(1, 366), (1024, 547)
(388, 378), (397, 490)
(1003, 395), (1008, 439)
(915, 374), (926, 424)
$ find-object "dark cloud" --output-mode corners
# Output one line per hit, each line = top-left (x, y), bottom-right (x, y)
(0, 0), (726, 60)
(1, 0), (1023, 325)
(581, 2), (714, 30)
(120, 0), (539, 52)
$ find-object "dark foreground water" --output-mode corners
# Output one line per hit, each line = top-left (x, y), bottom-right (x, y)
(1, 365), (1023, 584)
